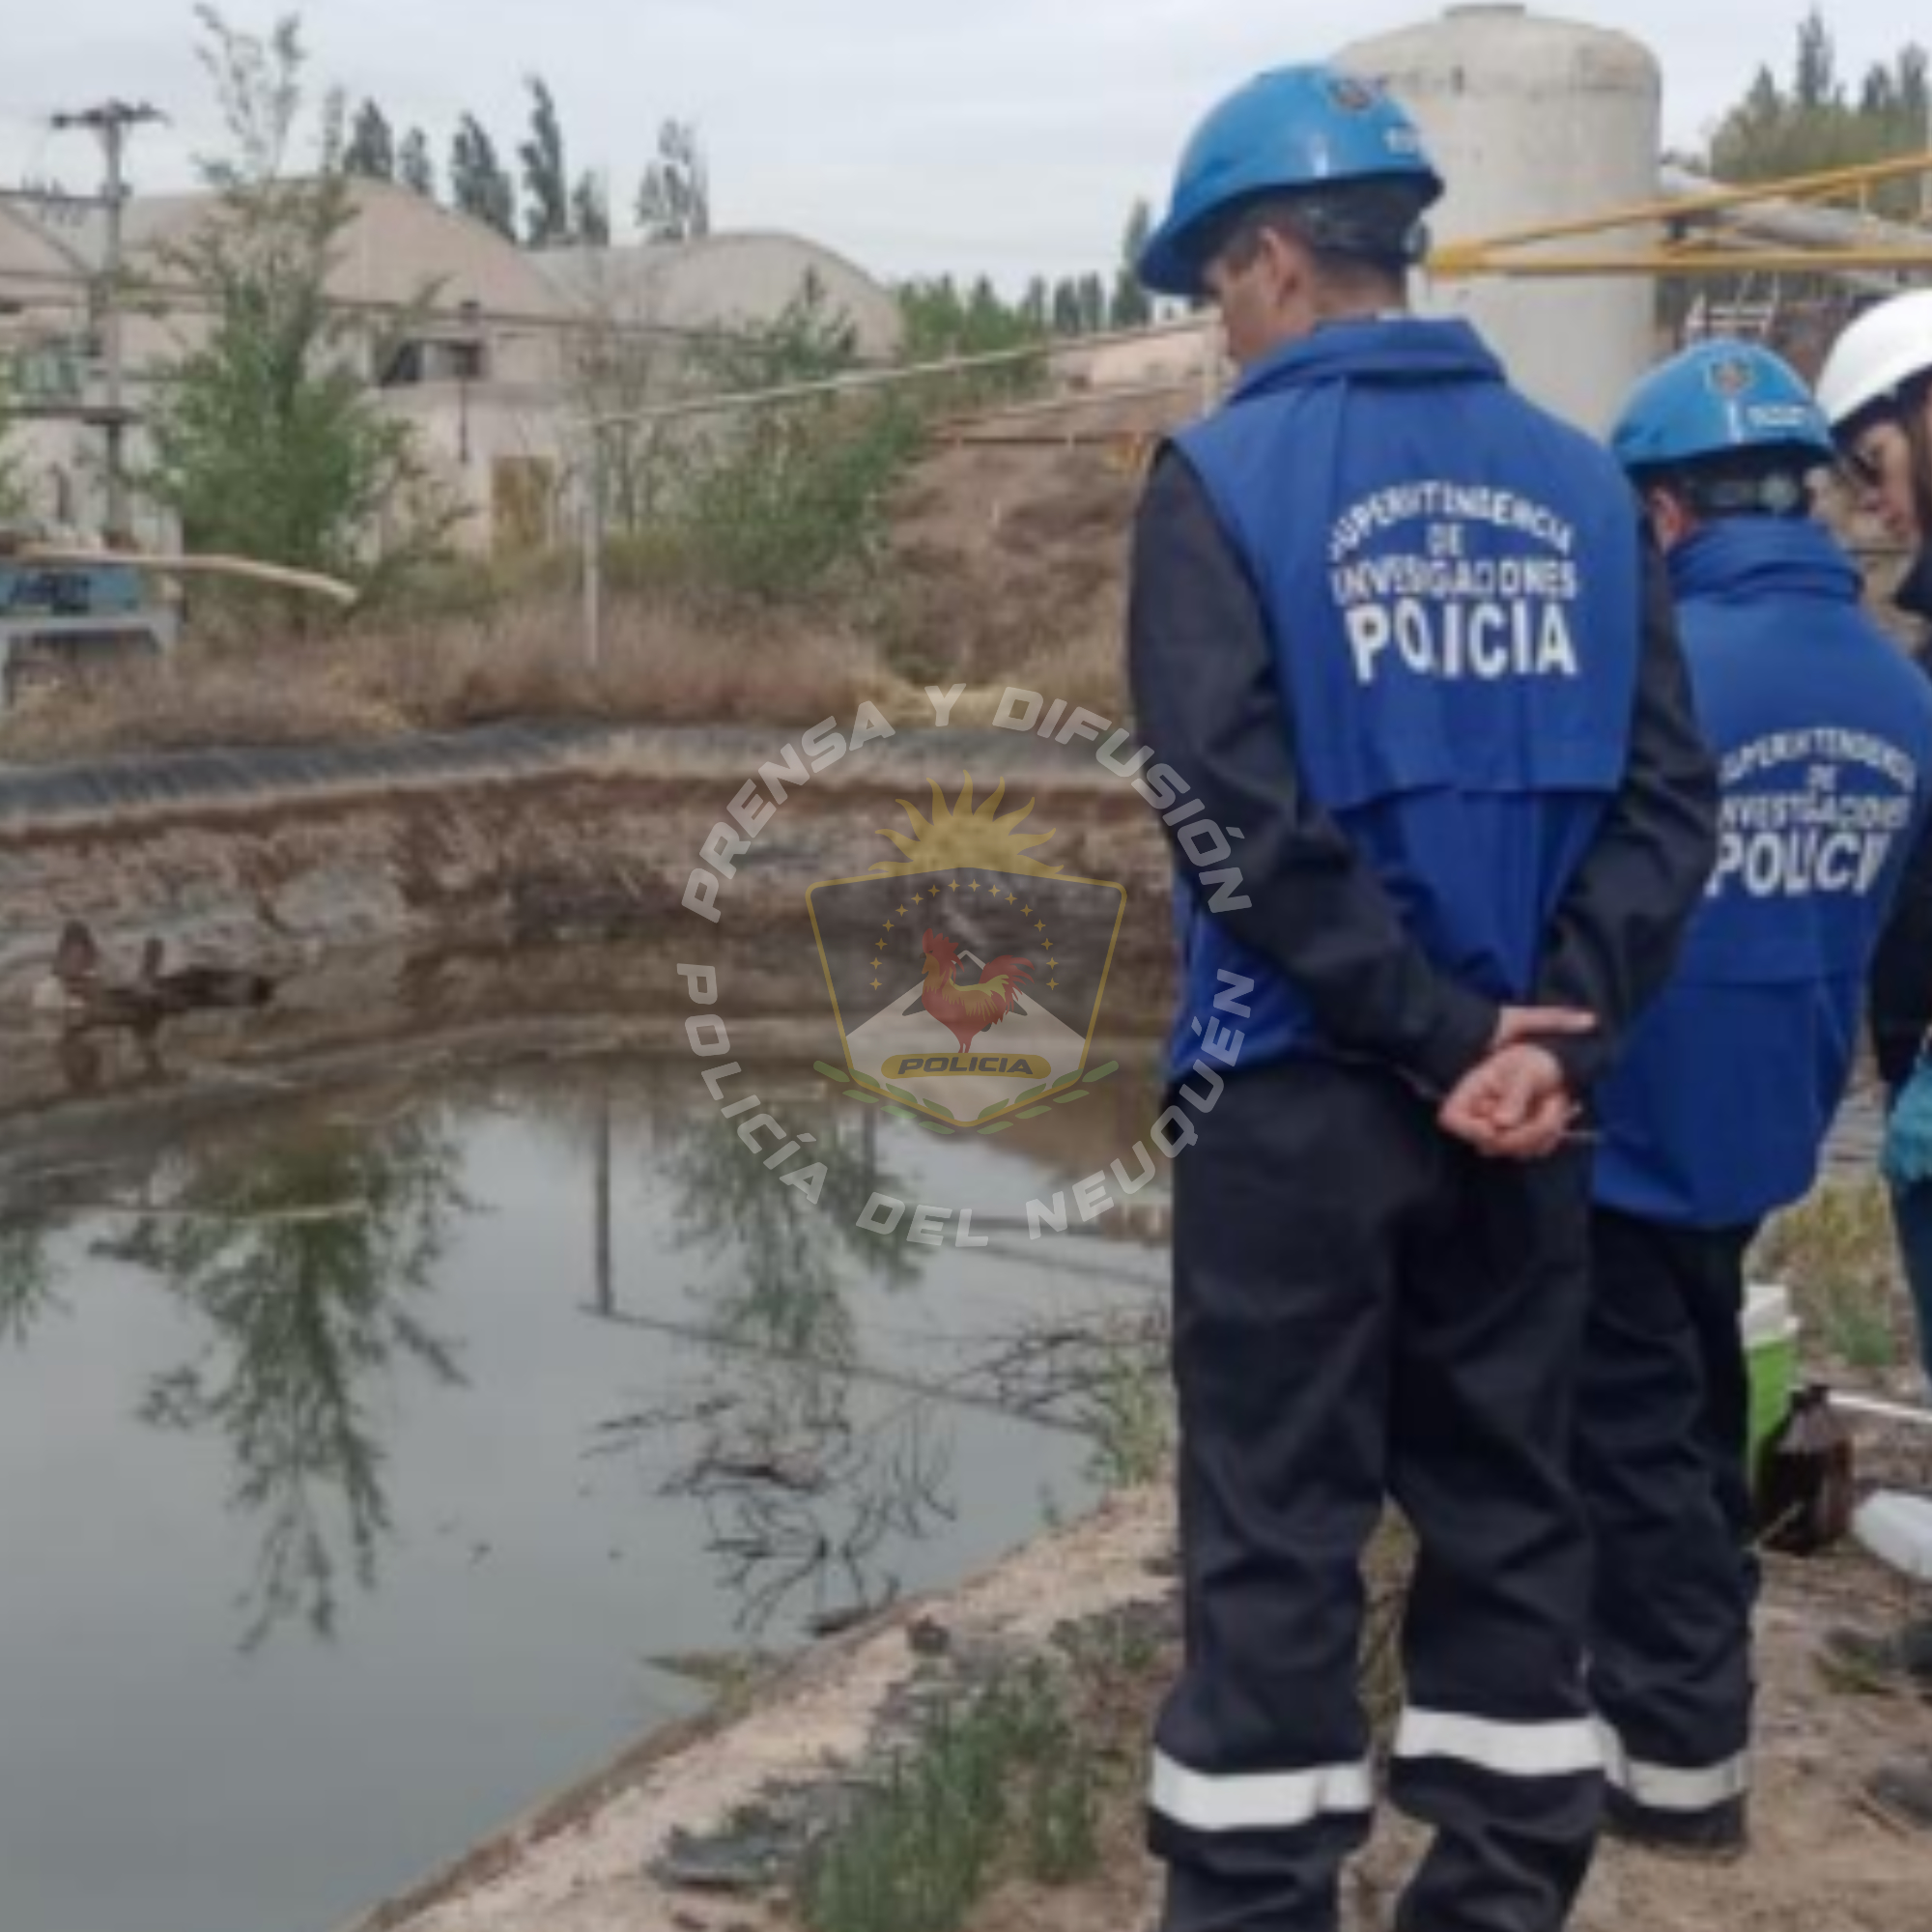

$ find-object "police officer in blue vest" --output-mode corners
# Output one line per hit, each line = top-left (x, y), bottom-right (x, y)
(1577, 340), (1932, 1858)
(1128, 66), (1717, 1932)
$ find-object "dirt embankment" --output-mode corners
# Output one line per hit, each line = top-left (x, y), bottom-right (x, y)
(351, 1482), (1932, 1932)
(350, 1495), (1175, 1932)
(0, 723), (1173, 998)
(967, 1587), (1932, 1932)
(0, 721), (1177, 1174)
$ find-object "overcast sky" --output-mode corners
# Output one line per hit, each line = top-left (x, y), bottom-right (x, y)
(0, 2), (1918, 287)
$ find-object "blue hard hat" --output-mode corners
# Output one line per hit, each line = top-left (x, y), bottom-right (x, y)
(1140, 65), (1443, 298)
(1610, 340), (1835, 472)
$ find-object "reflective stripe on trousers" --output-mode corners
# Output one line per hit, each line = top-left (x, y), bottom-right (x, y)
(1150, 1750), (1375, 1833)
(1151, 1711), (1605, 1836)
(1598, 1722), (1752, 1814)
(1396, 1708), (1605, 1781)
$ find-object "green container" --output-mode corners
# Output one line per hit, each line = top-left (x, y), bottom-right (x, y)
(1743, 1283), (1800, 1483)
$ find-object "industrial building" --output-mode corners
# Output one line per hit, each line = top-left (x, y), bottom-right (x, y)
(4, 4), (1929, 557)
(0, 178), (904, 552)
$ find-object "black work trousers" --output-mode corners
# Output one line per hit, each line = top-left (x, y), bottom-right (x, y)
(1575, 1207), (1759, 1835)
(1151, 1058), (1604, 1932)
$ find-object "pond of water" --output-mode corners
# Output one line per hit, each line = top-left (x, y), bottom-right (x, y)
(0, 1050), (1170, 1932)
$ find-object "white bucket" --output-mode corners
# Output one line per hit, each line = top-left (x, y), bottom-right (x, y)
(1855, 1491), (1932, 1582)
(1742, 1281), (1799, 1350)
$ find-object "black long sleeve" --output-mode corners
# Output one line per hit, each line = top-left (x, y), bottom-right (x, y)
(1870, 808), (1932, 1090)
(1127, 448), (1499, 1095)
(1868, 563), (1932, 1089)
(1532, 534), (1719, 1091)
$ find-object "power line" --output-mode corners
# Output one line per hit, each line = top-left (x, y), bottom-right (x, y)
(48, 100), (166, 541)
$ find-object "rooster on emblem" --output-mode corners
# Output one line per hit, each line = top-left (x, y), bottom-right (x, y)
(920, 928), (1035, 1057)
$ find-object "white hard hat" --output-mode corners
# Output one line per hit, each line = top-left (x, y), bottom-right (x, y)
(1816, 288), (1932, 431)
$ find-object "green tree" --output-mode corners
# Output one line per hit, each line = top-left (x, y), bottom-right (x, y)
(567, 261), (676, 535)
(1050, 277), (1083, 335)
(1111, 198), (1154, 328)
(519, 73), (572, 246)
(398, 126), (436, 200)
(0, 1218), (60, 1347)
(145, 9), (459, 599)
(449, 112), (515, 237)
(1796, 6), (1837, 110)
(637, 118), (711, 242)
(572, 170), (611, 246)
(1706, 12), (1931, 216)
(896, 273), (958, 353)
(1864, 45), (1931, 156)
(897, 273), (1042, 360)
(0, 368), (25, 522)
(895, 273), (1044, 407)
(965, 274), (1007, 341)
(342, 98), (394, 180)
(1078, 271), (1108, 335)
(668, 273), (923, 599)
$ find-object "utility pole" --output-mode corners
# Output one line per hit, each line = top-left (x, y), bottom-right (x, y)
(593, 1088), (613, 1318)
(581, 426), (604, 669)
(51, 100), (164, 543)
(1923, 89), (1932, 228)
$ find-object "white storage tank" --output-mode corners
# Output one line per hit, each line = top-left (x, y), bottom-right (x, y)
(1338, 5), (1661, 434)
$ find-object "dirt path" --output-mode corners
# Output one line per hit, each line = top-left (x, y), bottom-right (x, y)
(352, 1496), (1176, 1932)
(358, 1477), (1932, 1932)
(969, 1565), (1932, 1932)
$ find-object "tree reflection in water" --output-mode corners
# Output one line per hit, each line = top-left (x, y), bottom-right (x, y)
(0, 1217), (62, 1349)
(99, 1118), (472, 1648)
(600, 1112), (958, 1636)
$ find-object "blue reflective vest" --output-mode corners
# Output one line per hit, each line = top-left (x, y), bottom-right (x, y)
(1594, 517), (1932, 1228)
(1168, 317), (1642, 1077)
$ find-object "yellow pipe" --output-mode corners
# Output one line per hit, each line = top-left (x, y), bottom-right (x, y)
(1427, 149), (1932, 262)
(1428, 243), (1932, 280)
(17, 545), (360, 606)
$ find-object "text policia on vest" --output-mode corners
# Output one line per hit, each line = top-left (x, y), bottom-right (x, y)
(1327, 487), (1584, 687)
(1714, 727), (1920, 902)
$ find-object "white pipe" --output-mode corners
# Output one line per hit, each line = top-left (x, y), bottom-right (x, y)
(568, 315), (1216, 438)
(1831, 1391), (1932, 1431)
(1659, 164), (1923, 296)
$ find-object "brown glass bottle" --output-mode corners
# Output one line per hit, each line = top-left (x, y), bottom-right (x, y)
(1755, 1384), (1857, 1556)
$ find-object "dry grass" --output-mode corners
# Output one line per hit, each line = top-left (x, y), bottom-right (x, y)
(0, 586), (1130, 767)
(0, 642), (409, 762)
(0, 427), (1144, 764)
(873, 440), (1136, 695)
(908, 612), (1129, 734)
(387, 593), (901, 727)
(1753, 1179), (1911, 1375)
(0, 590), (919, 764)
(1001, 604), (1129, 721)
